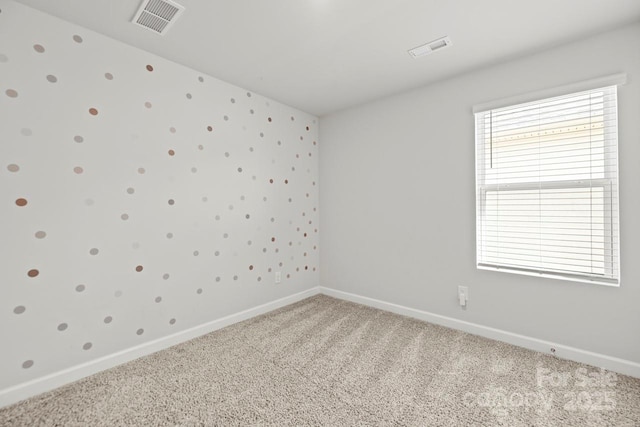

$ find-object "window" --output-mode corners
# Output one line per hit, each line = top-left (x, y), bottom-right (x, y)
(475, 84), (620, 285)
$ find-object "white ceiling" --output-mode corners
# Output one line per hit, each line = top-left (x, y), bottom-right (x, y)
(14, 0), (640, 116)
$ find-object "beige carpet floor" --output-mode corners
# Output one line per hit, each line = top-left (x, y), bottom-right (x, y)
(1, 294), (639, 426)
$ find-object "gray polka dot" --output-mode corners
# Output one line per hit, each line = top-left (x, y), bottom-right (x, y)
(237, 167), (243, 173)
(114, 290), (123, 297)
(33, 44), (45, 53)
(105, 72), (113, 80)
(198, 145), (204, 151)
(215, 276), (221, 282)
(162, 273), (170, 280)
(144, 102), (152, 108)
(228, 205), (234, 210)
(169, 318), (176, 325)
(57, 323), (68, 331)
(247, 92), (252, 97)
(233, 275), (238, 280)
(5, 89), (18, 98)
(250, 109), (254, 114)
(186, 93), (192, 99)
(22, 360), (34, 369)
(230, 98), (235, 103)
(197, 288), (203, 294)
(46, 74), (57, 83)
(7, 164), (19, 172)
(138, 167), (145, 174)
(223, 233), (229, 238)
(85, 198), (95, 206)
(126, 187), (135, 194)
(198, 76), (204, 82)
(104, 316), (112, 324)
(89, 248), (99, 255)
(21, 128), (32, 136)
(132, 242), (140, 249)
(76, 284), (86, 292)
(136, 328), (144, 335)
(121, 213), (129, 220)
(168, 199), (175, 205)
(73, 35), (83, 43)
(191, 167), (197, 173)
(193, 251), (199, 256)
(83, 342), (92, 350)
(74, 135), (84, 143)
(224, 152), (230, 158)
(155, 296), (162, 303)
(214, 251), (220, 256)
(245, 214), (250, 219)
(166, 232), (173, 239)
(0, 53), (8, 62)
(223, 115), (229, 121)
(202, 197), (208, 202)
(35, 230), (46, 239)
(215, 215), (221, 220)
(13, 305), (26, 314)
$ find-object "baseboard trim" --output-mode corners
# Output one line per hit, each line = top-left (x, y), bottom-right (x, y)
(0, 287), (321, 409)
(3, 285), (637, 409)
(320, 286), (640, 379)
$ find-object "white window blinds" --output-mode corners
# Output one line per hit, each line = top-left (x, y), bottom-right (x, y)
(475, 85), (619, 285)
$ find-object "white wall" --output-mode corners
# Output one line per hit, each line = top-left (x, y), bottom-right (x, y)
(320, 24), (640, 364)
(0, 0), (318, 392)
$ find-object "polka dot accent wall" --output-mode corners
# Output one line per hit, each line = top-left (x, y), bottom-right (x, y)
(0, 1), (318, 391)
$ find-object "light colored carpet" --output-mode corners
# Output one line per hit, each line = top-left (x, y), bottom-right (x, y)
(1, 294), (639, 426)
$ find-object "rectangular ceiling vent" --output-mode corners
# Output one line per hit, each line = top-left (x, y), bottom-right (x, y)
(132, 0), (184, 35)
(408, 36), (452, 58)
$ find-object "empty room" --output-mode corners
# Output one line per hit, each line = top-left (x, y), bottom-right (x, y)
(1, 0), (639, 425)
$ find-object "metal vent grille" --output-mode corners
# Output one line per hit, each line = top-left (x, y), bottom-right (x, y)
(408, 36), (453, 58)
(132, 0), (184, 35)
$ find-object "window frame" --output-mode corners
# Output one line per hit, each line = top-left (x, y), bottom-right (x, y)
(474, 77), (623, 286)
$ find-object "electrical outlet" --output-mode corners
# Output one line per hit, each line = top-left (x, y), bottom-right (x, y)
(458, 286), (468, 307)
(275, 271), (281, 284)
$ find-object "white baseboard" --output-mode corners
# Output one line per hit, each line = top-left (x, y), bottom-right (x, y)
(0, 287), (321, 409)
(3, 285), (638, 409)
(320, 286), (640, 379)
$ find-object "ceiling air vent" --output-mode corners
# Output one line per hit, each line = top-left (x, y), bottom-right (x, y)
(132, 0), (185, 35)
(408, 36), (452, 58)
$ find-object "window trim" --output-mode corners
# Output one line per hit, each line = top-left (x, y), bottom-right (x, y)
(472, 73), (627, 114)
(474, 80), (622, 287)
